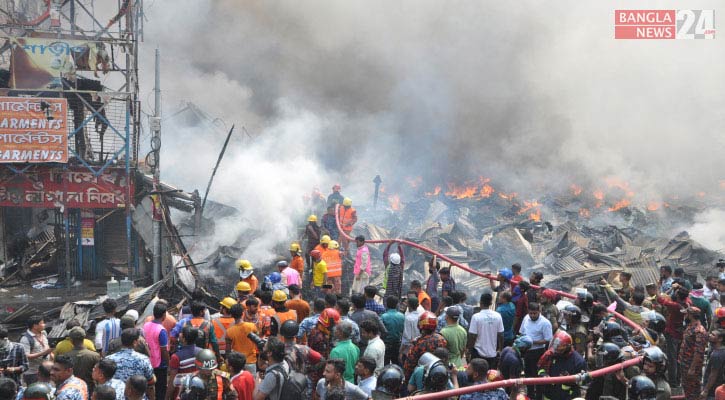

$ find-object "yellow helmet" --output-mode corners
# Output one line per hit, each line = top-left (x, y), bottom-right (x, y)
(219, 297), (238, 310)
(329, 240), (340, 250)
(342, 197), (352, 207)
(235, 259), (252, 270)
(320, 235), (331, 244)
(289, 242), (301, 252)
(308, 215), (317, 222)
(272, 290), (288, 302)
(235, 281), (252, 292)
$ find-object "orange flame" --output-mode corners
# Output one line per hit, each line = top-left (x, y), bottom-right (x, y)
(481, 183), (495, 198)
(529, 209), (541, 221)
(498, 192), (517, 200)
(570, 184), (582, 196)
(579, 208), (591, 217)
(426, 186), (441, 196)
(518, 200), (541, 221)
(608, 198), (631, 212)
(388, 194), (401, 210)
(593, 190), (604, 208)
(647, 202), (660, 211)
(445, 182), (478, 199)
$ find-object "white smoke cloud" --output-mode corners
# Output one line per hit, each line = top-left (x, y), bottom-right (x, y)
(686, 209), (725, 252)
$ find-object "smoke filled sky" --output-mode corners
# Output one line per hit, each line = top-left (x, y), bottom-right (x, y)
(136, 1), (725, 258)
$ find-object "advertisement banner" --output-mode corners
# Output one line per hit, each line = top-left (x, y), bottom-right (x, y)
(0, 97), (68, 163)
(0, 166), (131, 208)
(8, 37), (110, 90)
(80, 209), (95, 246)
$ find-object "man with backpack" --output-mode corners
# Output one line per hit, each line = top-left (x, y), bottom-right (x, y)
(254, 336), (308, 400)
(171, 302), (220, 357)
(19, 315), (53, 385)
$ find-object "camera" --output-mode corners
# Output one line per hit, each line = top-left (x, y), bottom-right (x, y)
(247, 332), (267, 351)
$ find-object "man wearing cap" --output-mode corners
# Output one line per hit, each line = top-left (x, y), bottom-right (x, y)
(66, 327), (101, 393)
(680, 306), (708, 398)
(235, 281), (253, 304)
(440, 307), (467, 368)
(211, 297), (237, 359)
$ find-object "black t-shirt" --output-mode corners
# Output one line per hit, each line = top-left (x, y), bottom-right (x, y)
(705, 347), (725, 395)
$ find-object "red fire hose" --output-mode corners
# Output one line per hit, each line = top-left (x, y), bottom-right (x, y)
(333, 205), (688, 399)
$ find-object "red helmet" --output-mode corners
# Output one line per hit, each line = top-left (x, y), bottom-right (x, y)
(332, 184), (341, 191)
(318, 308), (341, 328)
(514, 394), (530, 400)
(418, 311), (437, 331)
(310, 250), (322, 259)
(716, 307), (725, 326)
(541, 289), (558, 301)
(486, 369), (504, 382)
(551, 331), (572, 355)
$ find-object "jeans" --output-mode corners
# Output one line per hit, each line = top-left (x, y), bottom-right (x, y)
(666, 336), (682, 386)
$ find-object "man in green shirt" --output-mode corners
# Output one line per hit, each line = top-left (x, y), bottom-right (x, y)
(329, 320), (360, 383)
(691, 285), (713, 329)
(440, 307), (467, 367)
(380, 296), (405, 365)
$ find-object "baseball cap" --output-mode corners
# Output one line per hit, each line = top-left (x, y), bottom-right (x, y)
(445, 307), (461, 319)
(68, 326), (86, 340)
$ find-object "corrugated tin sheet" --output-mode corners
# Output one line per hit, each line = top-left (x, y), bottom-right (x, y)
(553, 256), (585, 272)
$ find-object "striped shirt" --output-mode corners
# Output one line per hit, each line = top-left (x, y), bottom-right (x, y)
(95, 317), (121, 355)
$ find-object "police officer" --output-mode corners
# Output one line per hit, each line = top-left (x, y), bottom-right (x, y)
(562, 305), (588, 355)
(190, 350), (237, 400)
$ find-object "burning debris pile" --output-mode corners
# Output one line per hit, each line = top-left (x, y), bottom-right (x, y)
(353, 177), (723, 297)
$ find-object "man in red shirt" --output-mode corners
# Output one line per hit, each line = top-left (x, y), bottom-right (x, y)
(657, 282), (692, 386)
(227, 351), (254, 400)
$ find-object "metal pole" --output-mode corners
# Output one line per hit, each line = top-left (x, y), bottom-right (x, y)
(152, 48), (162, 283)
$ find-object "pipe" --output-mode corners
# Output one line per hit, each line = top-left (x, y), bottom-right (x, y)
(397, 357), (642, 400)
(334, 205), (643, 332)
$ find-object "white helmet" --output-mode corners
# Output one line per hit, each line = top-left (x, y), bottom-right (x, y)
(389, 253), (401, 265)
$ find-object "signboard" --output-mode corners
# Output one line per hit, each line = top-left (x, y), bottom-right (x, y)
(0, 97), (68, 163)
(80, 209), (94, 246)
(8, 37), (110, 90)
(0, 166), (131, 208)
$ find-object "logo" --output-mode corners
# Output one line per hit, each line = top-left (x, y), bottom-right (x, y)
(614, 10), (715, 39)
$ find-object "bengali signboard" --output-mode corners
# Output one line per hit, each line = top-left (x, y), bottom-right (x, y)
(0, 97), (68, 163)
(0, 167), (131, 208)
(8, 37), (110, 90)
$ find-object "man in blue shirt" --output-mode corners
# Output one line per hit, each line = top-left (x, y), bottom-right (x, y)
(380, 296), (405, 365)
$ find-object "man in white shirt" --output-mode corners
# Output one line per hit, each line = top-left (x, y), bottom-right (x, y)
(95, 298), (121, 356)
(466, 291), (504, 369)
(401, 296), (421, 363)
(360, 320), (385, 375)
(704, 274), (721, 311)
(518, 302), (553, 400)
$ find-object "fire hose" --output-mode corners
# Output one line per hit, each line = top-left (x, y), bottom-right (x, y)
(334, 205), (688, 400)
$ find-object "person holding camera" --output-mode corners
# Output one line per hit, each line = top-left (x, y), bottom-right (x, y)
(253, 337), (290, 400)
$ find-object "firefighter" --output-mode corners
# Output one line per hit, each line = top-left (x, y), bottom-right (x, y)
(561, 305), (588, 355)
(189, 349), (236, 400)
(537, 331), (586, 400)
(338, 198), (357, 252)
(236, 260), (258, 294)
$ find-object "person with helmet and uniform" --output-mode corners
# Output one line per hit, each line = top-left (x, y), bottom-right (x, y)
(640, 311), (667, 348)
(327, 184), (344, 208)
(680, 306), (708, 398)
(499, 335), (532, 381)
(270, 290), (297, 337)
(628, 375), (658, 400)
(189, 349), (236, 400)
(409, 352), (456, 395)
(307, 308), (340, 389)
(575, 290), (594, 324)
(310, 250), (328, 299)
(382, 253), (403, 301)
(180, 374), (206, 400)
(641, 346), (671, 400)
(402, 311), (448, 380)
(373, 364), (405, 400)
(234, 282), (253, 305)
(713, 307), (725, 332)
(23, 382), (54, 400)
(562, 305), (588, 355)
(538, 289), (560, 333)
(236, 260), (258, 294)
(585, 342), (627, 400)
(210, 298), (237, 360)
(492, 268), (513, 294)
(537, 331), (586, 400)
(325, 240), (343, 295)
(289, 243), (305, 277)
(304, 215), (322, 270)
(338, 197), (357, 252)
(263, 272), (286, 294)
(458, 358), (507, 400)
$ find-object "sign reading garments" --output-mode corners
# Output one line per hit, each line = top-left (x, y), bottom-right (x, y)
(0, 97), (68, 163)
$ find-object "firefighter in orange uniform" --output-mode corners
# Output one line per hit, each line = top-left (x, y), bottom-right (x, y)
(326, 240), (343, 295)
(212, 297), (238, 359)
(236, 259), (258, 294)
(338, 198), (357, 252)
(270, 290), (297, 337)
(289, 242), (305, 276)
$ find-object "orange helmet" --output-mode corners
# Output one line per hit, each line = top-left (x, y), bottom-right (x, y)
(418, 311), (437, 331)
(716, 307), (725, 326)
(318, 308), (341, 328)
(486, 369), (504, 382)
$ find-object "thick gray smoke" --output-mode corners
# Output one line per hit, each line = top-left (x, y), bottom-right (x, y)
(136, 1), (725, 258)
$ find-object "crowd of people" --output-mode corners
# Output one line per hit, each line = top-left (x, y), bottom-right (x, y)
(1, 183), (725, 400)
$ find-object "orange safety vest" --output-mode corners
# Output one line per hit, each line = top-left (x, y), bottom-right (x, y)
(275, 309), (298, 328)
(242, 275), (259, 294)
(418, 291), (432, 311)
(211, 316), (235, 353)
(324, 248), (342, 278)
(290, 255), (305, 276)
(338, 207), (357, 232)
